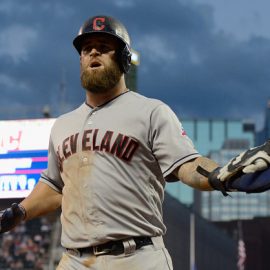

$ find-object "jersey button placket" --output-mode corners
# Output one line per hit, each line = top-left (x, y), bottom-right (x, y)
(84, 107), (102, 236)
(87, 108), (98, 125)
(82, 156), (88, 164)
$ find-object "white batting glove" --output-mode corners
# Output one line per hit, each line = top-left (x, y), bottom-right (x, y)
(218, 140), (270, 181)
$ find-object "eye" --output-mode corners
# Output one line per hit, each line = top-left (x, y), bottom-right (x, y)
(81, 45), (92, 54)
(81, 43), (115, 55)
(99, 45), (113, 53)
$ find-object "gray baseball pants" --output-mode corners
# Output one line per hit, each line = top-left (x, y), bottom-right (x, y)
(56, 236), (173, 270)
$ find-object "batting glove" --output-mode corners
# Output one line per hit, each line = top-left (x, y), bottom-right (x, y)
(218, 140), (270, 181)
(0, 203), (26, 233)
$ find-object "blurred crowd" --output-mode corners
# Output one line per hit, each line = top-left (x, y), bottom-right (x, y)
(0, 217), (52, 270)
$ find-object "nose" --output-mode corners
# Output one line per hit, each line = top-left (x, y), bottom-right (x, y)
(89, 47), (101, 57)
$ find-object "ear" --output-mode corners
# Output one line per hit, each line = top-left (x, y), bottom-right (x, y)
(79, 55), (83, 67)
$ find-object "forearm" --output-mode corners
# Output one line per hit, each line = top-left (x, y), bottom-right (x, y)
(174, 156), (219, 190)
(20, 181), (62, 220)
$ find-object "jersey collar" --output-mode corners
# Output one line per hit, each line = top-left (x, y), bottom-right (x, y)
(84, 89), (130, 109)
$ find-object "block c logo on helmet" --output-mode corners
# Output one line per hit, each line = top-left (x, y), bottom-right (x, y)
(93, 17), (105, 31)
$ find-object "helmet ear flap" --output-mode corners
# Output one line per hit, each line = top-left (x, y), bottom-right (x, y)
(120, 45), (132, 73)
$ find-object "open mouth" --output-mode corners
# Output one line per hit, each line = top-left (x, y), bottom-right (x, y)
(90, 61), (102, 69)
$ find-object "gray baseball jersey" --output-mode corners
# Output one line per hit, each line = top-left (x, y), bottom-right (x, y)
(40, 90), (200, 249)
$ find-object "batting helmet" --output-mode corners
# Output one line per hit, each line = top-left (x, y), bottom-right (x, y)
(73, 15), (132, 73)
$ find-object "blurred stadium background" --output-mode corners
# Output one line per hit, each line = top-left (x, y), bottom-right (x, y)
(1, 53), (270, 270)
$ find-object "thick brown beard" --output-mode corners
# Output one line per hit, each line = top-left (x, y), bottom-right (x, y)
(80, 61), (122, 94)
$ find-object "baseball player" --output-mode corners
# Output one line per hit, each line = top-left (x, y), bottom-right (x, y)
(1, 15), (270, 270)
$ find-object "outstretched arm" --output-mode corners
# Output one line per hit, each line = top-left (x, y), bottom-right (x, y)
(20, 181), (62, 220)
(0, 181), (62, 233)
(173, 156), (219, 191)
(174, 152), (270, 196)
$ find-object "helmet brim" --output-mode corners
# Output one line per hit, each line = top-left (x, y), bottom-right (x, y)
(73, 31), (129, 54)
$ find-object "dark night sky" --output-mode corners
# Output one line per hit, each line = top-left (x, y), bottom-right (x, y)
(1, 0), (270, 130)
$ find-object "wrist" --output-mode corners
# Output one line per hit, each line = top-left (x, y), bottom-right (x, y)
(207, 167), (229, 196)
(196, 165), (230, 196)
(18, 204), (27, 221)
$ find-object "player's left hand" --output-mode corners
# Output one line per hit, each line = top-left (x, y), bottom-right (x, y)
(218, 140), (270, 181)
(197, 164), (270, 196)
(227, 167), (270, 193)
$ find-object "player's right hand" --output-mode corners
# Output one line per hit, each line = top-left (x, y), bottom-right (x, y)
(0, 203), (26, 233)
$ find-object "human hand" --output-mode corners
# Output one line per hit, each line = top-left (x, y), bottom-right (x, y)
(0, 203), (26, 233)
(218, 140), (270, 181)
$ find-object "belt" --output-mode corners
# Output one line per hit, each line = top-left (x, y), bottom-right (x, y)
(67, 236), (153, 257)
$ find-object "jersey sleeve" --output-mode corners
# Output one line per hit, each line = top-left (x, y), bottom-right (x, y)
(149, 103), (200, 181)
(39, 135), (64, 193)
